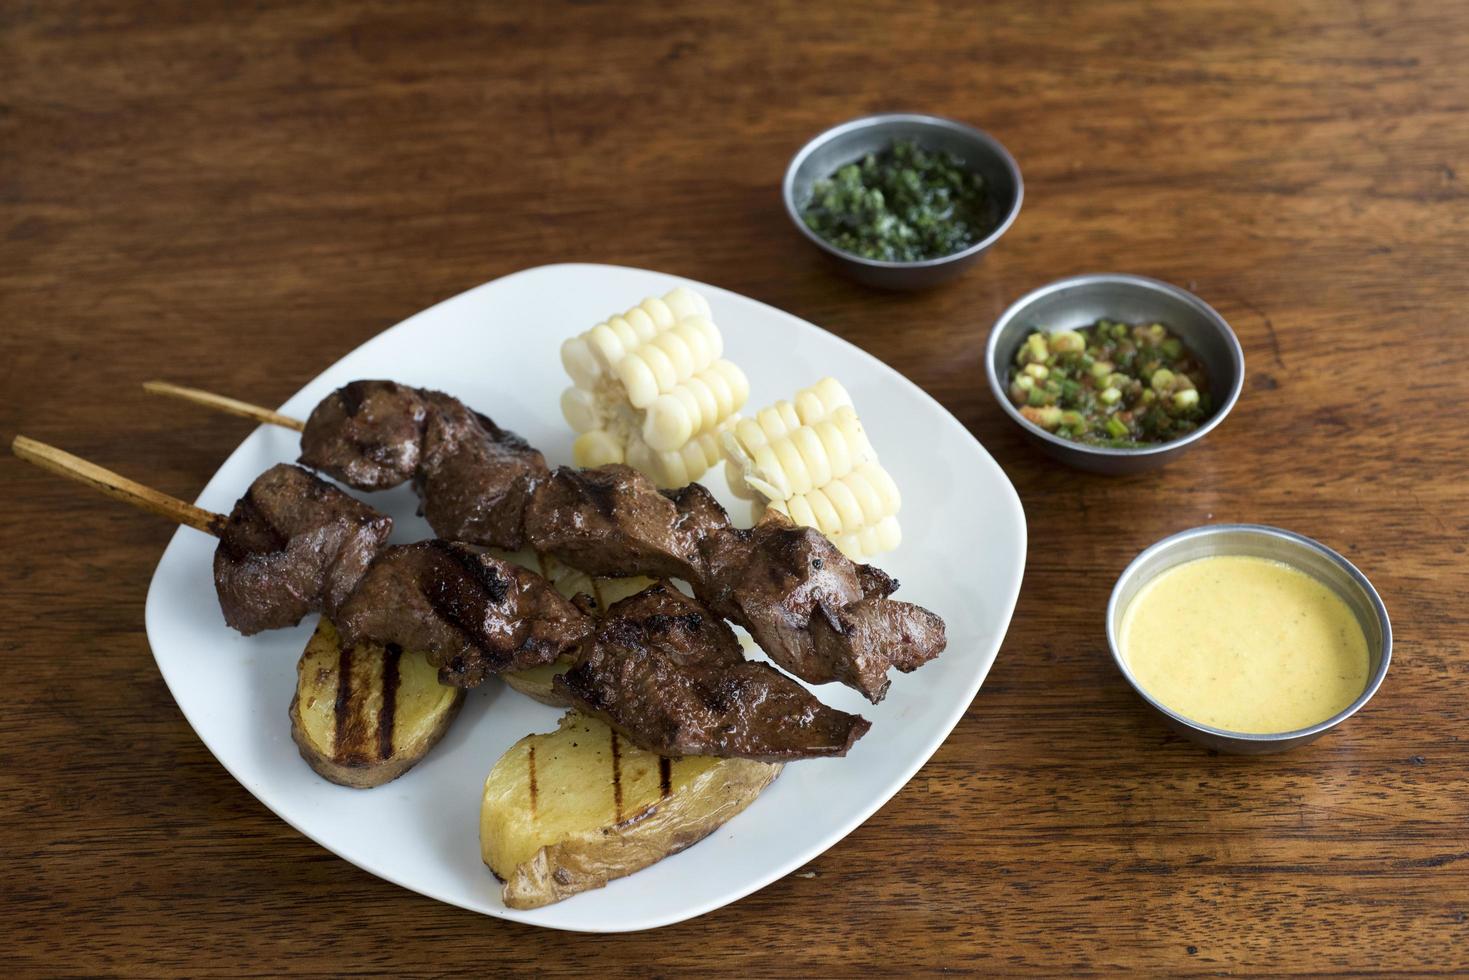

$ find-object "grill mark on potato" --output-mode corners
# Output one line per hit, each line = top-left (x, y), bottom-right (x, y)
(333, 643), (354, 760)
(611, 803), (660, 831)
(332, 642), (384, 767)
(527, 745), (538, 816)
(610, 730), (624, 823)
(378, 643), (402, 760)
(659, 756), (672, 798)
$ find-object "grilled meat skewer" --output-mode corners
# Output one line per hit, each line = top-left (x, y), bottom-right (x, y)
(526, 464), (945, 701)
(13, 436), (867, 760)
(333, 539), (592, 687)
(557, 583), (870, 761)
(274, 380), (945, 702)
(299, 381), (549, 551)
(215, 466), (591, 683)
(13, 440), (588, 685)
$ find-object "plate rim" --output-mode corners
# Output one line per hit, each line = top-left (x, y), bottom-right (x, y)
(143, 262), (1027, 932)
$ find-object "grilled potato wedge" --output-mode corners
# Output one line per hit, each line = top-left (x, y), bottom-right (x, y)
(494, 549), (653, 706)
(481, 712), (781, 909)
(290, 619), (464, 788)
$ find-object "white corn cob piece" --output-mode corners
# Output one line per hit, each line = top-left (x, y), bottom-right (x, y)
(642, 359), (748, 452)
(727, 378), (902, 560)
(721, 377), (853, 498)
(560, 288), (745, 487)
(625, 429), (724, 490)
(723, 404), (876, 501)
(765, 462), (901, 535)
(560, 288), (710, 389)
(831, 516), (903, 562)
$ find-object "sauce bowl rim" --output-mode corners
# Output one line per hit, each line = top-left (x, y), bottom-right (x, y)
(1105, 523), (1393, 744)
(781, 112), (1025, 270)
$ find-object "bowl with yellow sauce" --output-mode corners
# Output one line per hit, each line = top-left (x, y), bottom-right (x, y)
(1106, 525), (1391, 754)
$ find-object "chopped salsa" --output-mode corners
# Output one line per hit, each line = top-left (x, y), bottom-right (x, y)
(1007, 319), (1212, 446)
(800, 139), (991, 262)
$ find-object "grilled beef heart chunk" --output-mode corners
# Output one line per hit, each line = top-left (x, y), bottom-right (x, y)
(696, 512), (946, 702)
(299, 380), (430, 490)
(300, 381), (548, 549)
(414, 393), (547, 551)
(334, 541), (591, 687)
(523, 465), (716, 582)
(213, 464), (392, 635)
(555, 583), (870, 761)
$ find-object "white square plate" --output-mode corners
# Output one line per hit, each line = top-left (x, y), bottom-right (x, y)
(145, 263), (1026, 931)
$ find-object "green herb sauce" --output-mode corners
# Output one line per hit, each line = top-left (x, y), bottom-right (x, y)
(800, 139), (991, 262)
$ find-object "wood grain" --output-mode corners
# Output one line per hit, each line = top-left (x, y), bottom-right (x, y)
(3, 0), (1466, 974)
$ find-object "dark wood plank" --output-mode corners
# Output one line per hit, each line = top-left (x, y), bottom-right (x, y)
(3, 0), (1466, 973)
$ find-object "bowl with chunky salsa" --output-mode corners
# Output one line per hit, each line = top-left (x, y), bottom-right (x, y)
(985, 274), (1245, 474)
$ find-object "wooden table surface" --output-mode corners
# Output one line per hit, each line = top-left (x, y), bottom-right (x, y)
(5, 1), (1467, 974)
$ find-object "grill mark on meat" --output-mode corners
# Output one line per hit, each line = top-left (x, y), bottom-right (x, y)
(420, 541), (515, 668)
(349, 435), (397, 467)
(338, 381), (370, 417)
(219, 488), (289, 560)
(378, 643), (402, 760)
(558, 663), (608, 709)
(645, 612), (703, 635)
(698, 675), (734, 713)
(527, 745), (538, 817)
(596, 607), (706, 653)
(431, 539), (511, 603)
(334, 643), (355, 761)
(659, 756), (672, 799)
(610, 730), (624, 823)
(577, 473), (621, 519)
(472, 411), (535, 453)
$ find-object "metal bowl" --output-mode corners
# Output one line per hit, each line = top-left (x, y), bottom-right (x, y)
(985, 273), (1245, 474)
(782, 113), (1023, 290)
(1106, 524), (1392, 754)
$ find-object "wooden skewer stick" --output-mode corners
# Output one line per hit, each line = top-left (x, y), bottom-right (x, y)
(11, 435), (224, 535)
(142, 380), (305, 432)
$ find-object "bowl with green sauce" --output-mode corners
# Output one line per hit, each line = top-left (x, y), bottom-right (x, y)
(783, 113), (1023, 290)
(985, 274), (1245, 474)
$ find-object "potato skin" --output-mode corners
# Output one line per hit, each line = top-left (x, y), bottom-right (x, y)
(290, 619), (464, 789)
(499, 761), (778, 909)
(482, 713), (780, 909)
(290, 696), (462, 788)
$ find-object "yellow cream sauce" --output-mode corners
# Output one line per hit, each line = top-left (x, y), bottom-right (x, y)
(1120, 555), (1369, 734)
